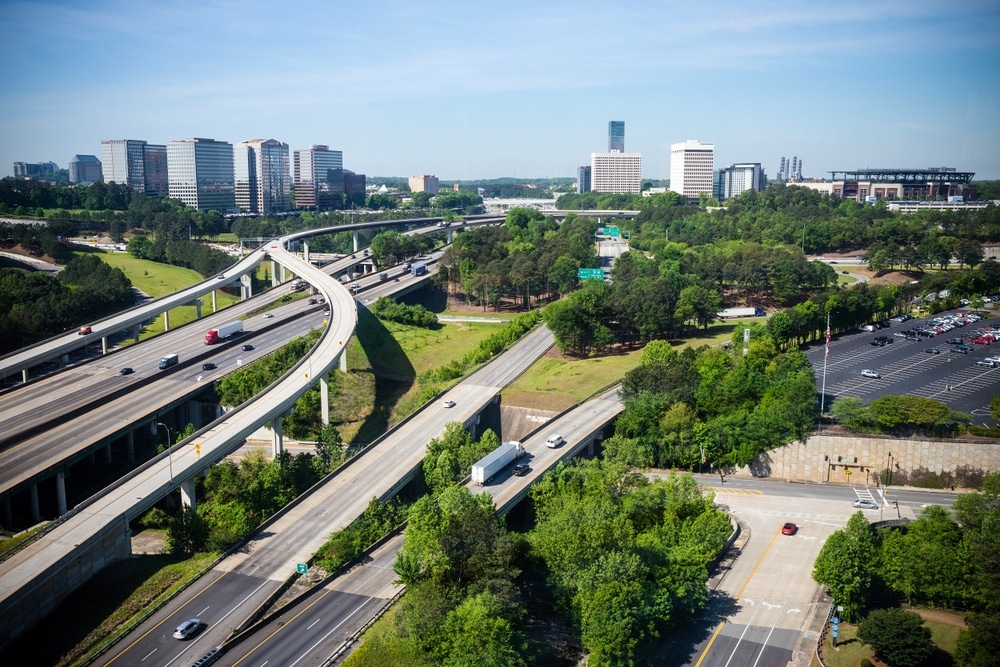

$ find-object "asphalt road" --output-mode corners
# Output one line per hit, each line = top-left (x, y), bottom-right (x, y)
(805, 307), (1000, 426)
(657, 475), (956, 666)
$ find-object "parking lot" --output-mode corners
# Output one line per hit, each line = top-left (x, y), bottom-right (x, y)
(804, 307), (1000, 428)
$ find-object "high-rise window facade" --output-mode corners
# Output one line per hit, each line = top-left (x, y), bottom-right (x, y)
(69, 155), (102, 184)
(719, 163), (767, 201)
(408, 175), (439, 194)
(577, 166), (591, 193)
(590, 153), (641, 194)
(608, 121), (625, 152)
(143, 144), (169, 197)
(235, 139), (290, 214)
(167, 138), (235, 211)
(670, 140), (715, 200)
(294, 145), (344, 209)
(101, 140), (147, 192)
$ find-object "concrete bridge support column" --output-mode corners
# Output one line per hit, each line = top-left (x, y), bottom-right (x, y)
(280, 264), (288, 283)
(352, 231), (360, 252)
(104, 444), (112, 464)
(180, 480), (197, 512)
(22, 369), (29, 384)
(56, 471), (67, 516)
(127, 431), (135, 463)
(101, 336), (109, 355)
(241, 274), (253, 300)
(163, 310), (170, 332)
(303, 241), (309, 264)
(320, 372), (330, 426)
(339, 348), (348, 374)
(60, 353), (69, 368)
(447, 230), (454, 243)
(30, 484), (40, 523)
(271, 260), (280, 287)
(211, 290), (217, 313)
(194, 300), (202, 319)
(2, 498), (11, 529)
(272, 415), (284, 458)
(133, 324), (141, 343)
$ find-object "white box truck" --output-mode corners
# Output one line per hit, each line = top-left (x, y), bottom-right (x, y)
(158, 353), (179, 370)
(204, 320), (243, 344)
(471, 441), (524, 485)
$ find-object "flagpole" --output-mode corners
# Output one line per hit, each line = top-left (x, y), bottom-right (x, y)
(820, 313), (830, 429)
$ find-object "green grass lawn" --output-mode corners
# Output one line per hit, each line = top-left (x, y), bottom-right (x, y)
(88, 250), (243, 341)
(819, 612), (964, 667)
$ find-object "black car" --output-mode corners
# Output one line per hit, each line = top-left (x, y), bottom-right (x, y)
(202, 362), (217, 370)
(512, 464), (529, 476)
(905, 334), (921, 341)
(119, 367), (134, 375)
(242, 344), (254, 351)
(924, 347), (941, 354)
(946, 337), (964, 345)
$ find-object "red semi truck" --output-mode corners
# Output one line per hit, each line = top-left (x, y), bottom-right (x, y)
(204, 320), (243, 344)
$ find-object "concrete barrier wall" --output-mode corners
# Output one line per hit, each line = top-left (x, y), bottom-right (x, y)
(732, 432), (1000, 487)
(0, 516), (131, 648)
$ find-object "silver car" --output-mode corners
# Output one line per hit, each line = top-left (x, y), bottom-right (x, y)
(853, 499), (879, 510)
(173, 618), (202, 640)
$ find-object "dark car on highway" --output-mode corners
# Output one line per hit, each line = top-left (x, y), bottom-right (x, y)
(924, 347), (941, 354)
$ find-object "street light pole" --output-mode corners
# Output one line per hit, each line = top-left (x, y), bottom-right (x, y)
(156, 422), (173, 482)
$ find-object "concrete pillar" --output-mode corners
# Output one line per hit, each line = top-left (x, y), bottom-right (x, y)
(180, 480), (197, 512)
(320, 372), (330, 426)
(2, 498), (11, 529)
(56, 471), (67, 516)
(241, 273), (253, 300)
(30, 484), (40, 523)
(133, 324), (140, 343)
(280, 264), (287, 283)
(127, 431), (135, 463)
(587, 439), (595, 457)
(212, 290), (217, 313)
(194, 300), (202, 318)
(339, 348), (348, 374)
(447, 230), (454, 243)
(271, 259), (279, 287)
(303, 241), (310, 264)
(22, 369), (29, 384)
(272, 415), (284, 458)
(59, 353), (69, 368)
(104, 444), (112, 464)
(163, 310), (170, 332)
(101, 336), (108, 355)
(352, 231), (360, 252)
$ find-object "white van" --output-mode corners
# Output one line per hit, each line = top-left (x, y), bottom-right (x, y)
(546, 434), (565, 449)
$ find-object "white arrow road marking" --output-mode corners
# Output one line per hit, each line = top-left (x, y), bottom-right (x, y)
(762, 601), (782, 610)
(743, 598), (755, 606)
(787, 608), (801, 614)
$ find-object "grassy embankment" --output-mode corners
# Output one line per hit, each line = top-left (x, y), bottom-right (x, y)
(813, 610), (964, 667)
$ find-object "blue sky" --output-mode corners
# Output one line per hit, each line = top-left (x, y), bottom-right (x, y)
(2, 0), (999, 181)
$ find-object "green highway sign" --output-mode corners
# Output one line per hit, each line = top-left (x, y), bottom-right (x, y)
(597, 227), (621, 237)
(296, 563), (308, 574)
(578, 268), (605, 280)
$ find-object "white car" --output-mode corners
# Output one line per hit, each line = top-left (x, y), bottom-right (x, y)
(546, 434), (566, 448)
(442, 400), (456, 408)
(263, 312), (274, 319)
(860, 369), (881, 379)
(173, 618), (202, 640)
(853, 499), (879, 510)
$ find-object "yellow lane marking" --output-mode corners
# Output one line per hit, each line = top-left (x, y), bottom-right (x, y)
(693, 527), (782, 667)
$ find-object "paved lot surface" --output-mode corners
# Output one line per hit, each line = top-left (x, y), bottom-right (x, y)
(804, 308), (1000, 427)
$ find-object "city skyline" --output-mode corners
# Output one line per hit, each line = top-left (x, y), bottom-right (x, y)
(2, 1), (999, 181)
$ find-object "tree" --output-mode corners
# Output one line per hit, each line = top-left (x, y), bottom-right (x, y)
(856, 608), (935, 667)
(812, 512), (879, 621)
(440, 592), (525, 667)
(165, 505), (209, 554)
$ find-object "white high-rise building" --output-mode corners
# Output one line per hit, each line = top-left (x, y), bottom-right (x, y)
(234, 139), (290, 214)
(719, 163), (767, 201)
(670, 140), (715, 199)
(590, 152), (642, 194)
(166, 138), (235, 211)
(293, 145), (343, 209)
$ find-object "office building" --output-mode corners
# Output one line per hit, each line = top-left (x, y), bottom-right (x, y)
(608, 121), (625, 152)
(234, 139), (290, 214)
(718, 163), (767, 201)
(13, 161), (59, 178)
(670, 140), (715, 199)
(590, 152), (642, 194)
(343, 169), (366, 201)
(166, 138), (235, 211)
(68, 155), (103, 184)
(143, 144), (169, 197)
(293, 145), (343, 209)
(577, 165), (592, 193)
(408, 174), (440, 194)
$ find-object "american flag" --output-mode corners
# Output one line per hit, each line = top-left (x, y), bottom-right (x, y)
(825, 321), (831, 357)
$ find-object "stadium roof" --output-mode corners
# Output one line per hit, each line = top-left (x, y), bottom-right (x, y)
(828, 168), (974, 183)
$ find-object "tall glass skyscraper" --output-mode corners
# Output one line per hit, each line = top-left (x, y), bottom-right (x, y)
(101, 140), (147, 192)
(166, 138), (235, 211)
(608, 121), (625, 152)
(293, 145), (343, 209)
(234, 139), (290, 214)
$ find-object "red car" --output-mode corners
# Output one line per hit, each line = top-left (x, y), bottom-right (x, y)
(971, 336), (991, 345)
(781, 522), (797, 536)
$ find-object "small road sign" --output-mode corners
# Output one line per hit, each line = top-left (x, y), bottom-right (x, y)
(296, 563), (308, 574)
